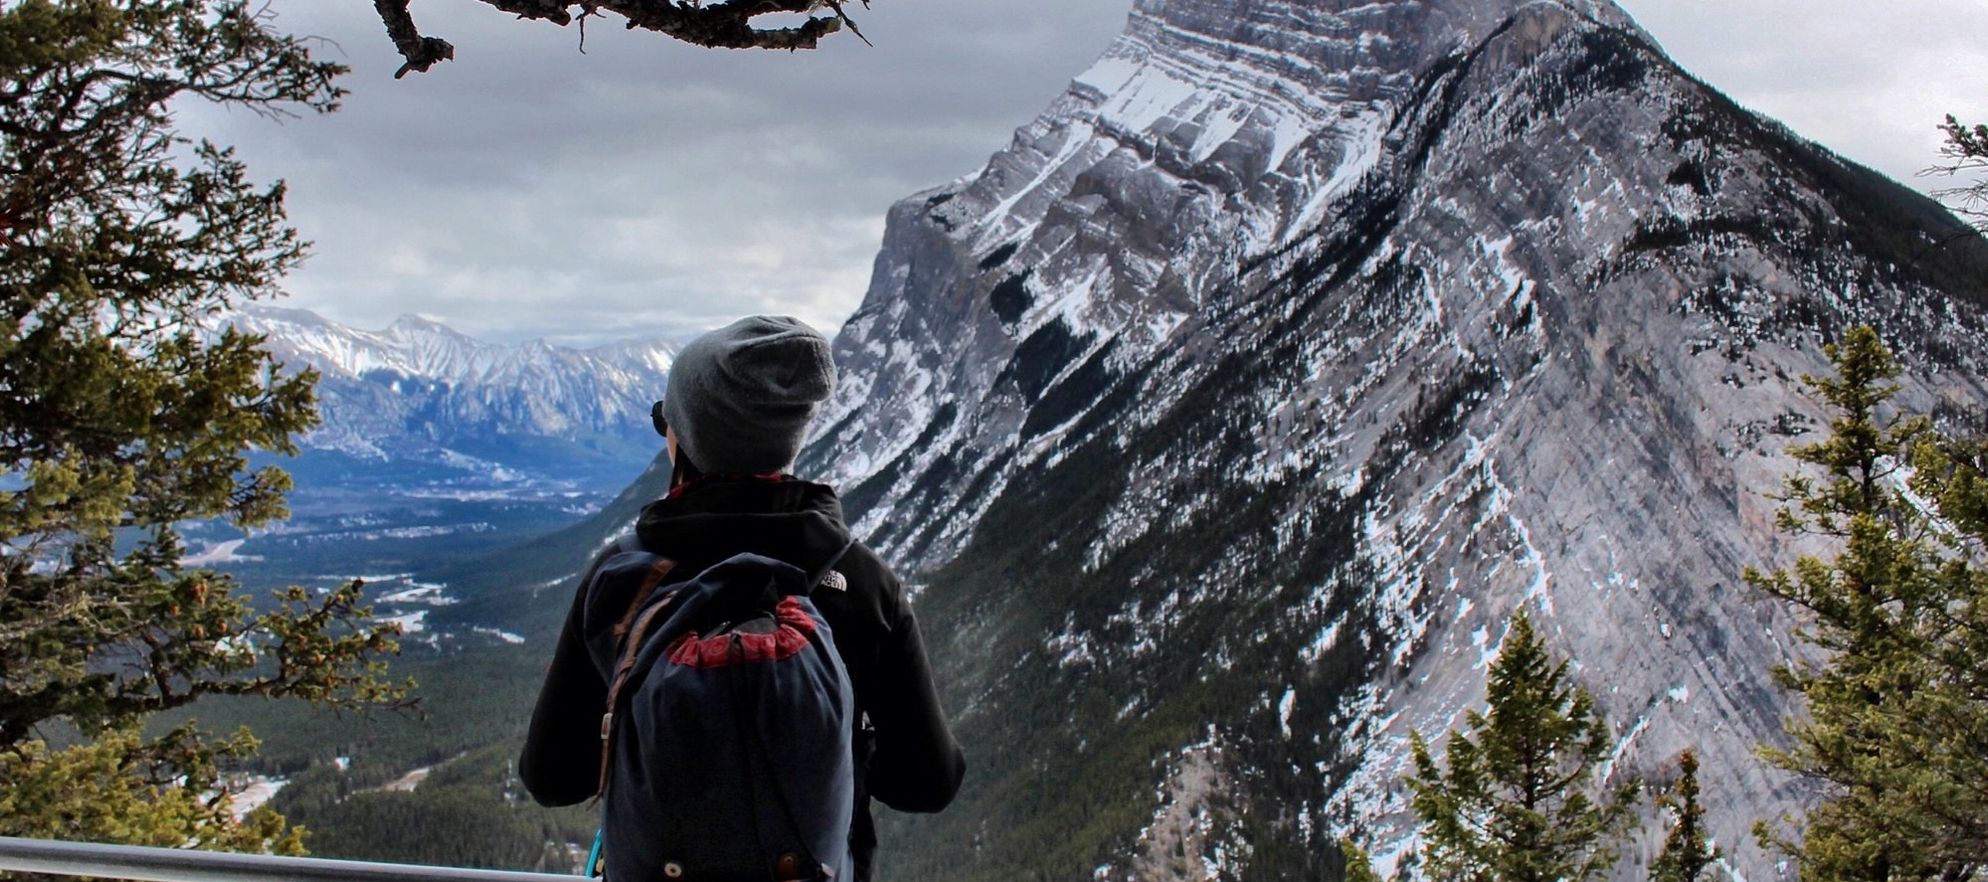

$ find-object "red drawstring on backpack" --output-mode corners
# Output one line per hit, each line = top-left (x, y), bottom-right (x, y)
(666, 597), (817, 668)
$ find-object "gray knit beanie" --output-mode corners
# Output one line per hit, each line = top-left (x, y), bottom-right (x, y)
(661, 315), (836, 474)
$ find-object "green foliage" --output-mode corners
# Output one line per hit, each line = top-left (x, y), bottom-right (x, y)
(1341, 838), (1384, 882)
(269, 745), (596, 872)
(0, 725), (302, 854)
(1407, 612), (1639, 882)
(1749, 326), (1988, 882)
(1650, 750), (1717, 882)
(0, 0), (404, 855)
(1935, 116), (1988, 231)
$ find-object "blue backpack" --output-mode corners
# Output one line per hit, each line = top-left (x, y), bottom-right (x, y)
(583, 539), (855, 882)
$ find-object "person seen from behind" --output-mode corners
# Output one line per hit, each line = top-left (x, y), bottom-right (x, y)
(519, 315), (965, 881)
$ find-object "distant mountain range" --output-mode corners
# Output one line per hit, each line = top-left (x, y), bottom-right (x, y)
(224, 306), (676, 491)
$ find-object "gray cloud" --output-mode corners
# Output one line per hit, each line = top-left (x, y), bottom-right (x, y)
(185, 0), (1130, 344)
(186, 1), (1988, 344)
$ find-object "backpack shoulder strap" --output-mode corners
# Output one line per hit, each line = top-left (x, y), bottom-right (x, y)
(595, 556), (678, 801)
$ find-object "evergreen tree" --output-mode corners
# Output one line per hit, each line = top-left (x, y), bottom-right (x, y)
(1, 0), (405, 851)
(1749, 326), (1988, 882)
(1651, 750), (1718, 882)
(1935, 116), (1988, 231)
(1407, 612), (1639, 882)
(1340, 837), (1383, 882)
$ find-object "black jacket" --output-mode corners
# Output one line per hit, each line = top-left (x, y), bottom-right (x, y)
(519, 476), (965, 880)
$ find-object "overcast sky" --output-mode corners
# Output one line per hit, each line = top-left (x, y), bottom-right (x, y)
(189, 1), (1988, 346)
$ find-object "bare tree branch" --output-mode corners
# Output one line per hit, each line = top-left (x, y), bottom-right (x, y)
(371, 0), (867, 76)
(821, 0), (873, 47)
(372, 0), (457, 79)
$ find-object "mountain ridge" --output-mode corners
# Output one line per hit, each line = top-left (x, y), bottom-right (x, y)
(785, 0), (1988, 879)
(223, 305), (676, 482)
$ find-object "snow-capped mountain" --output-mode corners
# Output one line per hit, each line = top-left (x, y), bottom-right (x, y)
(780, 0), (1988, 879)
(226, 306), (675, 487)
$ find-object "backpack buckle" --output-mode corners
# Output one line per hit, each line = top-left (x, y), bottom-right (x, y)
(600, 712), (612, 741)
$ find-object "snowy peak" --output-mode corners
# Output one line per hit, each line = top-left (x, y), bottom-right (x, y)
(226, 305), (674, 388)
(223, 305), (675, 467)
(386, 313), (452, 332)
(945, 0), (1644, 257)
(230, 306), (498, 383)
(829, 0), (1664, 460)
(373, 313), (497, 379)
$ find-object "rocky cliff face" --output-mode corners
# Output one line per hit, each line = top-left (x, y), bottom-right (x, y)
(794, 0), (1988, 879)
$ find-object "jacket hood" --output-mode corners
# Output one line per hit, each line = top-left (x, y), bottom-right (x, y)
(633, 477), (853, 578)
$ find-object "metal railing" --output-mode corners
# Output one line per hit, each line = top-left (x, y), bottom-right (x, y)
(0, 837), (582, 882)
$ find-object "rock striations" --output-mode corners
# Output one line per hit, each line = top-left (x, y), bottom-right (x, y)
(793, 0), (1988, 879)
